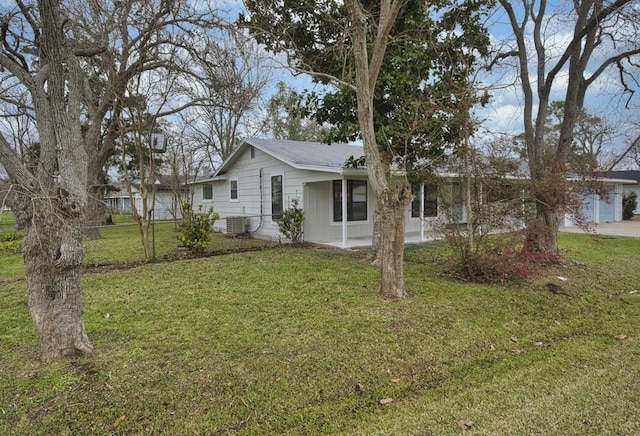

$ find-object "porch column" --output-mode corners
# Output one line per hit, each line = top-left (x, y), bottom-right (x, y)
(342, 178), (348, 248)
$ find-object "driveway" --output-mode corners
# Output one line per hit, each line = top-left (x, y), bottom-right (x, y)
(560, 220), (640, 238)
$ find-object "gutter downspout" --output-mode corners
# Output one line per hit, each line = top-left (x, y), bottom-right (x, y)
(254, 168), (264, 235)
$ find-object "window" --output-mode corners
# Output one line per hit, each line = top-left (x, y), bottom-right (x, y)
(411, 183), (438, 218)
(333, 180), (368, 222)
(271, 175), (283, 220)
(229, 179), (238, 201)
(202, 184), (213, 201)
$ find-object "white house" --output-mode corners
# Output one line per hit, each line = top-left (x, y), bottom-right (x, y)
(192, 138), (636, 246)
(607, 170), (640, 215)
(106, 176), (188, 221)
(562, 174), (638, 226)
(192, 138), (451, 247)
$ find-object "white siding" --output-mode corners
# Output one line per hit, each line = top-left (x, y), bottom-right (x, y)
(196, 147), (343, 240)
(304, 179), (374, 243)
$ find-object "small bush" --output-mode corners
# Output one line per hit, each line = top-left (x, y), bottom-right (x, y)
(278, 199), (304, 243)
(178, 202), (219, 253)
(0, 239), (22, 255)
(622, 191), (637, 220)
(446, 225), (559, 283)
(0, 231), (23, 242)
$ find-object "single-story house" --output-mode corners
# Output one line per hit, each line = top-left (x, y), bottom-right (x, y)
(192, 138), (477, 247)
(191, 138), (637, 247)
(105, 176), (189, 221)
(606, 170), (640, 215)
(562, 172), (638, 226)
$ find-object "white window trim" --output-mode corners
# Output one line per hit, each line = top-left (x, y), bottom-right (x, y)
(229, 178), (239, 202)
(202, 183), (214, 202)
(270, 172), (284, 224)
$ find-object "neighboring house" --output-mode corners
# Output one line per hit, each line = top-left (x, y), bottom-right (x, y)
(606, 170), (640, 215)
(106, 176), (189, 221)
(192, 138), (462, 247)
(563, 173), (638, 226)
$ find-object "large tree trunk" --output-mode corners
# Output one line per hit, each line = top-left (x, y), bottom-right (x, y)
(378, 185), (409, 299)
(530, 203), (561, 254)
(19, 204), (93, 361)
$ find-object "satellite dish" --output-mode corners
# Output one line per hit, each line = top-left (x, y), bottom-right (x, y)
(151, 133), (167, 153)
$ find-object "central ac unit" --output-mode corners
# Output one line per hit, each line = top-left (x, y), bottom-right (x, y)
(226, 216), (246, 235)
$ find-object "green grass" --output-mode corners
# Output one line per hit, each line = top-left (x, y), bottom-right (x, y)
(0, 212), (275, 282)
(1, 233), (639, 435)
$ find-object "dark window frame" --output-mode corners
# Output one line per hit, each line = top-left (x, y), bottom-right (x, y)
(411, 183), (438, 218)
(333, 179), (368, 222)
(271, 174), (283, 220)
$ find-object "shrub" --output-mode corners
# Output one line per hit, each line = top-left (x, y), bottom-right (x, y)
(0, 239), (22, 255)
(446, 224), (559, 283)
(277, 199), (304, 243)
(0, 231), (23, 242)
(622, 191), (637, 220)
(178, 202), (219, 253)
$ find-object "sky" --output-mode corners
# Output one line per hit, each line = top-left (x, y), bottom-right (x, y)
(227, 0), (640, 164)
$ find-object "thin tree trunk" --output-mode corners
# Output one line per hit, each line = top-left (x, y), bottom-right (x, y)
(83, 182), (105, 240)
(345, 0), (407, 299)
(370, 208), (382, 266)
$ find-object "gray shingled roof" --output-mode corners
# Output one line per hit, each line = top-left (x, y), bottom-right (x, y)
(243, 138), (365, 169)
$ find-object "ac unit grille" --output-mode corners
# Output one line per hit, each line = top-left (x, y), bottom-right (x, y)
(226, 216), (246, 235)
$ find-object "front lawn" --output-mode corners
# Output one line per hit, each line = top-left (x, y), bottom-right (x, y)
(1, 233), (639, 434)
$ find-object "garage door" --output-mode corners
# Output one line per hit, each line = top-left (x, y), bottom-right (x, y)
(580, 194), (596, 223)
(599, 187), (616, 223)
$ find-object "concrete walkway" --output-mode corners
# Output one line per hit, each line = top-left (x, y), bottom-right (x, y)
(559, 220), (640, 238)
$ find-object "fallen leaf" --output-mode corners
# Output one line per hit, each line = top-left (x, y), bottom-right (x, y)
(354, 383), (364, 393)
(458, 419), (474, 430)
(510, 337), (519, 343)
(391, 378), (401, 383)
(614, 334), (628, 340)
(113, 415), (125, 428)
(379, 398), (393, 405)
(557, 276), (568, 282)
(512, 348), (526, 354)
(490, 343), (495, 350)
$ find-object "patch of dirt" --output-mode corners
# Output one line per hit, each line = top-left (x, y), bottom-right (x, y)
(83, 245), (278, 274)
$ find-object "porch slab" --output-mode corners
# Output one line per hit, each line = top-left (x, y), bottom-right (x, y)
(312, 232), (439, 249)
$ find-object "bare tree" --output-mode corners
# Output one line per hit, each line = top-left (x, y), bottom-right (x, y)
(0, 0), (97, 360)
(163, 113), (213, 223)
(491, 0), (640, 253)
(0, 0), (220, 360)
(180, 28), (273, 169)
(63, 0), (221, 239)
